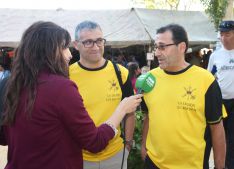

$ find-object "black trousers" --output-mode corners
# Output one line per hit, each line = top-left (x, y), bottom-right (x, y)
(144, 156), (159, 169)
(223, 99), (234, 169)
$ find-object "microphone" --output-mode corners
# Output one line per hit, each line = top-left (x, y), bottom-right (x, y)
(135, 72), (156, 94)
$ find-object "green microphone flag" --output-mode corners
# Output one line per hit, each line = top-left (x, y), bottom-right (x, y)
(135, 72), (156, 94)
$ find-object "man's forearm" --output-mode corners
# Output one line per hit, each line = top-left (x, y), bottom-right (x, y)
(141, 114), (149, 160)
(141, 114), (149, 147)
(210, 121), (226, 169)
(125, 113), (135, 141)
(124, 113), (135, 151)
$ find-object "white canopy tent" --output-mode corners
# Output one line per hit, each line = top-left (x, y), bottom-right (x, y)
(0, 8), (151, 47)
(134, 8), (217, 45)
(0, 8), (217, 48)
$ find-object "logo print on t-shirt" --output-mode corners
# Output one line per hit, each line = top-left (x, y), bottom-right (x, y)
(182, 86), (196, 100)
(108, 79), (119, 91)
(106, 79), (121, 102)
(229, 59), (234, 64)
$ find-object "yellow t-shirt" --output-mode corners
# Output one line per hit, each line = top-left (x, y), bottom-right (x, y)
(69, 60), (130, 161)
(144, 65), (223, 169)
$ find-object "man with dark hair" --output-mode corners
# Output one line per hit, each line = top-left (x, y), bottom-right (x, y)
(208, 20), (234, 169)
(141, 24), (226, 169)
(70, 20), (135, 169)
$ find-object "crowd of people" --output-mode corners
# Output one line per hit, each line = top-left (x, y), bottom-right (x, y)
(0, 19), (233, 169)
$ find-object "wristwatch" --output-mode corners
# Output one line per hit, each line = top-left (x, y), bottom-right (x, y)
(103, 121), (118, 137)
(125, 140), (135, 147)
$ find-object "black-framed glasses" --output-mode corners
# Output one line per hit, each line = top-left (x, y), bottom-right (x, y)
(79, 38), (106, 48)
(154, 43), (177, 51)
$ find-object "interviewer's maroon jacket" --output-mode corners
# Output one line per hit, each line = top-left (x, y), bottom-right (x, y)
(0, 71), (114, 169)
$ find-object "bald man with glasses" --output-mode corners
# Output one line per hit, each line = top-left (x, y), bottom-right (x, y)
(69, 21), (135, 169)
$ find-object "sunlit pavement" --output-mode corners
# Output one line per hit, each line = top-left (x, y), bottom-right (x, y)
(0, 146), (7, 169)
(0, 146), (215, 169)
(209, 150), (214, 168)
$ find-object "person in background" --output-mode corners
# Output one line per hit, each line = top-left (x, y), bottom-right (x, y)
(70, 20), (135, 169)
(141, 66), (150, 74)
(0, 50), (12, 143)
(127, 62), (141, 93)
(116, 53), (128, 67)
(0, 21), (142, 169)
(207, 20), (234, 169)
(201, 50), (212, 69)
(0, 77), (8, 144)
(141, 24), (226, 169)
(0, 64), (3, 72)
(0, 56), (11, 81)
(0, 77), (8, 122)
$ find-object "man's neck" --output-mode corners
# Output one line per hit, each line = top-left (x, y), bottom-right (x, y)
(165, 60), (190, 72)
(224, 47), (234, 51)
(79, 58), (106, 69)
(223, 43), (234, 50)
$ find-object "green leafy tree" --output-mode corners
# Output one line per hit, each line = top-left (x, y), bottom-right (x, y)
(153, 0), (181, 10)
(133, 0), (202, 10)
(165, 0), (181, 10)
(145, 0), (156, 9)
(200, 0), (229, 30)
(182, 0), (201, 10)
(133, 0), (230, 28)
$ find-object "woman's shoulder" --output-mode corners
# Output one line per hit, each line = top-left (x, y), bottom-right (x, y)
(38, 72), (77, 90)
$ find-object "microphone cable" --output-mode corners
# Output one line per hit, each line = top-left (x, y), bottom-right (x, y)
(120, 116), (126, 169)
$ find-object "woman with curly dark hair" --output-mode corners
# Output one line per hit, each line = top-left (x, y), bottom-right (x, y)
(0, 21), (142, 169)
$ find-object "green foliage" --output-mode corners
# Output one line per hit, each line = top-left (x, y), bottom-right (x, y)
(144, 0), (156, 9)
(134, 0), (230, 28)
(150, 0), (180, 10)
(128, 110), (145, 169)
(200, 0), (229, 30)
(165, 0), (181, 10)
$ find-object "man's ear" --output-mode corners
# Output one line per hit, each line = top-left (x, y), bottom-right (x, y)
(73, 41), (79, 50)
(178, 42), (186, 54)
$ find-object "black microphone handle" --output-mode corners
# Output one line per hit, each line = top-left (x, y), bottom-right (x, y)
(137, 88), (143, 94)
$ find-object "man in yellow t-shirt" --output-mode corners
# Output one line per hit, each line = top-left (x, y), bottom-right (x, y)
(70, 20), (135, 169)
(141, 24), (226, 169)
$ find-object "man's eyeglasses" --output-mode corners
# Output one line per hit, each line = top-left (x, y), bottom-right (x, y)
(154, 43), (177, 51)
(79, 38), (106, 48)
